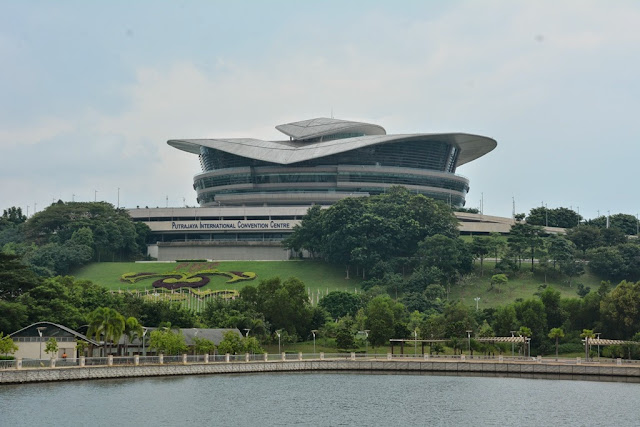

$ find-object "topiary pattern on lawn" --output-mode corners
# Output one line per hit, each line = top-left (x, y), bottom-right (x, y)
(120, 269), (256, 290)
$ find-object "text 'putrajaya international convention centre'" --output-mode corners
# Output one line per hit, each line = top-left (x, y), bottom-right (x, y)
(129, 117), (524, 261)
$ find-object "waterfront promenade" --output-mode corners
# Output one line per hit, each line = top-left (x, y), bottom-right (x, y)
(2, 353), (639, 385)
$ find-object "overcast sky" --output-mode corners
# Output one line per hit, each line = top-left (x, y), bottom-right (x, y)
(2, 0), (639, 220)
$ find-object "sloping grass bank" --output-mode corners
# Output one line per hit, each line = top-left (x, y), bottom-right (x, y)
(73, 260), (361, 294)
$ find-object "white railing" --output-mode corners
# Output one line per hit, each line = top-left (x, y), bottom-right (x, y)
(2, 353), (640, 371)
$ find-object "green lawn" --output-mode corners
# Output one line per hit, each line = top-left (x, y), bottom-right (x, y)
(73, 259), (604, 310)
(73, 260), (362, 296)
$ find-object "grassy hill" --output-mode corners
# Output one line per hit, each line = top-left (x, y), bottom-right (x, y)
(73, 259), (605, 309)
(73, 260), (362, 296)
(450, 261), (604, 309)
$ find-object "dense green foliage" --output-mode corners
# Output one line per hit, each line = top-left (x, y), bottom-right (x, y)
(149, 328), (188, 355)
(285, 187), (459, 279)
(3, 198), (640, 358)
(526, 206), (582, 228)
(1, 202), (149, 277)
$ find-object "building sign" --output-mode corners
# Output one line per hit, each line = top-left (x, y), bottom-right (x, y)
(145, 220), (301, 232)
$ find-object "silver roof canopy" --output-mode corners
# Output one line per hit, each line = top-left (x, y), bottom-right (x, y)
(168, 132), (496, 166)
(275, 117), (386, 140)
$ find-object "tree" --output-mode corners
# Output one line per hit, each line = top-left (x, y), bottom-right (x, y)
(443, 301), (476, 338)
(471, 236), (491, 276)
(217, 330), (244, 354)
(548, 327), (564, 358)
(87, 307), (126, 356)
(364, 295), (404, 348)
(417, 234), (472, 295)
(509, 223), (544, 272)
(44, 337), (58, 358)
(588, 213), (639, 236)
(487, 232), (506, 262)
(284, 187), (459, 279)
(1, 207), (26, 224)
(193, 337), (216, 355)
(124, 317), (144, 355)
(490, 274), (508, 292)
(0, 300), (28, 335)
(492, 305), (517, 336)
(240, 277), (312, 338)
(283, 204), (325, 258)
(75, 340), (88, 357)
(600, 280), (640, 338)
(0, 332), (18, 356)
(335, 327), (355, 349)
(243, 336), (263, 354)
(538, 286), (565, 329)
(318, 291), (362, 320)
(148, 328), (187, 355)
(514, 299), (547, 349)
(527, 206), (581, 228)
(0, 253), (39, 301)
(566, 226), (601, 257)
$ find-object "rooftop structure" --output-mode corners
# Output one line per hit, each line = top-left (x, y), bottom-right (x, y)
(168, 117), (496, 207)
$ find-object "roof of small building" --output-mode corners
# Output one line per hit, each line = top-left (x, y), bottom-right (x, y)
(9, 321), (100, 346)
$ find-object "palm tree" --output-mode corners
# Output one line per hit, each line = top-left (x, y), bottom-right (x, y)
(87, 307), (125, 357)
(581, 329), (595, 361)
(548, 327), (565, 359)
(124, 317), (144, 356)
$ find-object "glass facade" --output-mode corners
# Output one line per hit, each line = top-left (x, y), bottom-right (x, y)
(196, 138), (469, 207)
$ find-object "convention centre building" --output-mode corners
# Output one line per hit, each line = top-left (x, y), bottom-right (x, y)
(129, 117), (511, 260)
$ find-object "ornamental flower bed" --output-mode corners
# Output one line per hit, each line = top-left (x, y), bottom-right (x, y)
(120, 268), (256, 290)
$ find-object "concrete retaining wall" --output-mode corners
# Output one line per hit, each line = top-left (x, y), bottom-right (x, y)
(2, 359), (640, 385)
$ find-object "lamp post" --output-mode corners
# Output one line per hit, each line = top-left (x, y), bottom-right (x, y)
(142, 328), (148, 357)
(414, 329), (418, 356)
(474, 297), (480, 311)
(276, 330), (281, 355)
(244, 328), (250, 338)
(466, 330), (472, 356)
(311, 330), (318, 355)
(596, 333), (601, 361)
(364, 330), (370, 354)
(37, 326), (46, 360)
(510, 331), (516, 356)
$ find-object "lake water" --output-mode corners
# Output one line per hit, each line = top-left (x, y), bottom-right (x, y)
(1, 372), (639, 426)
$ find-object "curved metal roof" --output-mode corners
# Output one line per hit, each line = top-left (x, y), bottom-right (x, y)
(168, 132), (496, 166)
(9, 321), (100, 345)
(275, 117), (386, 140)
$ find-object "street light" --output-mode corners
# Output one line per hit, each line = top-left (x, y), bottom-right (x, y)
(276, 330), (281, 355)
(364, 330), (370, 354)
(37, 326), (46, 360)
(311, 330), (318, 355)
(466, 330), (473, 356)
(596, 332), (601, 361)
(244, 328), (250, 337)
(142, 328), (148, 357)
(510, 331), (516, 357)
(474, 297), (480, 311)
(414, 329), (418, 356)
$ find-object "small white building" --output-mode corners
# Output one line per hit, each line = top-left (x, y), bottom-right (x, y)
(9, 321), (99, 360)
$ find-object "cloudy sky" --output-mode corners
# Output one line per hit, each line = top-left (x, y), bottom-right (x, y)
(2, 0), (639, 220)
